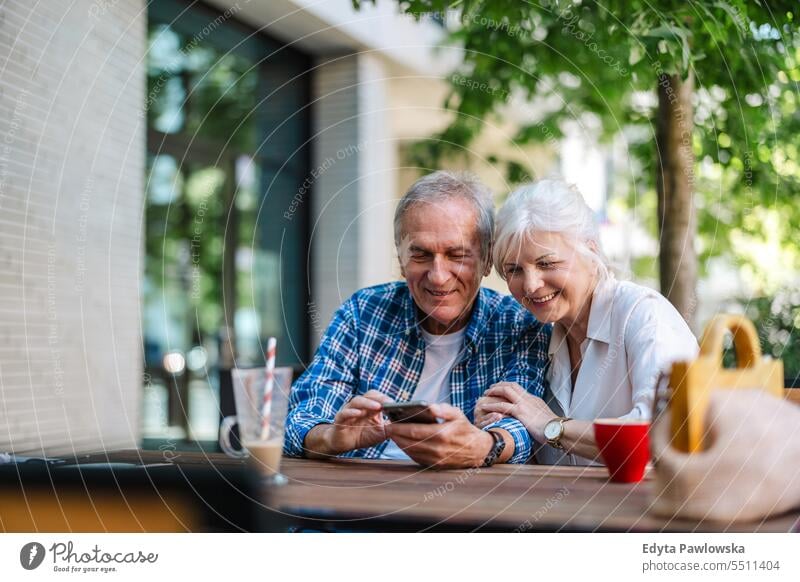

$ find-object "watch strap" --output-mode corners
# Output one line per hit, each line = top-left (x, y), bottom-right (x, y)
(482, 429), (506, 467)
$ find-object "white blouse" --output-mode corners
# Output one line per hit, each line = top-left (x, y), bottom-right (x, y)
(536, 276), (699, 466)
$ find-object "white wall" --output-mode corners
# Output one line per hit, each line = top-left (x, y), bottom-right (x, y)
(356, 53), (397, 291)
(0, 0), (145, 455)
(205, 0), (456, 76)
(310, 53), (398, 346)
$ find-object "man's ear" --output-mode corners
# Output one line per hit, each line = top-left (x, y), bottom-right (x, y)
(397, 235), (411, 278)
(482, 245), (493, 277)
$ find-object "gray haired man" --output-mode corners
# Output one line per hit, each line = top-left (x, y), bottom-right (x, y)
(284, 171), (550, 468)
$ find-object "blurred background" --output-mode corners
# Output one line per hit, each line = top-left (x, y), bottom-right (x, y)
(0, 0), (797, 454)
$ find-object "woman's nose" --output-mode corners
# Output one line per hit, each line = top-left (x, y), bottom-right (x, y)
(523, 270), (543, 296)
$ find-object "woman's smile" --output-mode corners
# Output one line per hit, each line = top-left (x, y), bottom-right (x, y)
(527, 290), (560, 305)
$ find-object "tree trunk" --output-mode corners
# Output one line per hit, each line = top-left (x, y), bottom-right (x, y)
(656, 72), (697, 328)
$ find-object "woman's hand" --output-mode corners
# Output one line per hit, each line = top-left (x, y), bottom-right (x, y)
(477, 382), (558, 442)
(474, 395), (506, 428)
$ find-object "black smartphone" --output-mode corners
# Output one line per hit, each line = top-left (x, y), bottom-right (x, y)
(382, 400), (441, 424)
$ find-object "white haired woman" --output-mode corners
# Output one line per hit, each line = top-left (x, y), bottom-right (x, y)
(475, 179), (698, 465)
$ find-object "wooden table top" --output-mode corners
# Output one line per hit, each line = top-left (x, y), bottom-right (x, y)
(87, 451), (800, 533)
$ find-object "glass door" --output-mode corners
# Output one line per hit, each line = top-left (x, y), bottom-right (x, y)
(143, 0), (310, 442)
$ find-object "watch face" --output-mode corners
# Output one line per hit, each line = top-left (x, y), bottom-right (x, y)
(543, 419), (561, 440)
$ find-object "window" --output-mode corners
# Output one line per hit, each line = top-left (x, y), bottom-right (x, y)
(143, 0), (311, 441)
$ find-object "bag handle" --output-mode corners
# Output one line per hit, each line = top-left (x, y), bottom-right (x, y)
(699, 314), (762, 368)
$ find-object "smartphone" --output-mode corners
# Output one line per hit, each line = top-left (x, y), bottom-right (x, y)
(382, 400), (441, 424)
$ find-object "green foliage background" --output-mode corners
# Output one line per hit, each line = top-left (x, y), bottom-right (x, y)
(391, 1), (798, 282)
(357, 0), (799, 374)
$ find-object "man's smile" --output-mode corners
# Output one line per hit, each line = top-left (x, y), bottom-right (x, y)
(426, 288), (456, 298)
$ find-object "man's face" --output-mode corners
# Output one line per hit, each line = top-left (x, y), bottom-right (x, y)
(399, 197), (488, 335)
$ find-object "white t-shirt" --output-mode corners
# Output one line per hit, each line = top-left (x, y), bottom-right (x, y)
(381, 327), (466, 460)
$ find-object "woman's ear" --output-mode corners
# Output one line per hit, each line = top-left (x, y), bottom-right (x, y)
(585, 240), (604, 278)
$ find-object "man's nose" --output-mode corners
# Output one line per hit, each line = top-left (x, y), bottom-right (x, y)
(427, 256), (450, 286)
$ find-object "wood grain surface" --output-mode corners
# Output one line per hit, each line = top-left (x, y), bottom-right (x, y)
(81, 451), (800, 533)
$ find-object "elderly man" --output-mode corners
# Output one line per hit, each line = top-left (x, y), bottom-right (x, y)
(283, 171), (550, 468)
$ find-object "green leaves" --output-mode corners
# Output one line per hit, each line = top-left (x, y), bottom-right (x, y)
(644, 24), (692, 72)
(359, 0), (798, 286)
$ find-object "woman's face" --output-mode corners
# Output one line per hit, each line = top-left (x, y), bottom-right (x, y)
(502, 231), (598, 327)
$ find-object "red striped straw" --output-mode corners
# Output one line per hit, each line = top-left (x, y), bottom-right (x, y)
(259, 337), (277, 440)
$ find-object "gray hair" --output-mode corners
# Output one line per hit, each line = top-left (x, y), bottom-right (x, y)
(394, 171), (495, 267)
(493, 179), (610, 279)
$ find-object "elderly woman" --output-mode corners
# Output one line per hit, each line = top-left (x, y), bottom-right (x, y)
(475, 179), (698, 465)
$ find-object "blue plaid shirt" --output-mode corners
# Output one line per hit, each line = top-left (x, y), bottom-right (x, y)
(284, 282), (551, 463)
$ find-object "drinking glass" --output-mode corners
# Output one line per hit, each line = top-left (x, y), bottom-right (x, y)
(219, 366), (292, 486)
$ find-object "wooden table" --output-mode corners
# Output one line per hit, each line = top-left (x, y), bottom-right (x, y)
(267, 458), (800, 533)
(16, 450), (796, 533)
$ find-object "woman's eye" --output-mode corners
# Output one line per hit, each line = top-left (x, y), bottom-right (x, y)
(505, 266), (521, 275)
(539, 261), (554, 269)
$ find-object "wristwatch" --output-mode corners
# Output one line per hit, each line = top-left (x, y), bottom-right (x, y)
(543, 417), (573, 450)
(482, 429), (506, 467)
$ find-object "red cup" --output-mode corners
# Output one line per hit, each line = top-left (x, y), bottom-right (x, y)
(593, 418), (651, 483)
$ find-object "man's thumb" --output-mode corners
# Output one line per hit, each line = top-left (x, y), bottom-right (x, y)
(431, 403), (461, 422)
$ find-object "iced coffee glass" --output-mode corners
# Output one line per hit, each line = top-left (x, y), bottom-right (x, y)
(219, 366), (293, 486)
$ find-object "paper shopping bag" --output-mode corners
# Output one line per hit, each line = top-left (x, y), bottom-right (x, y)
(668, 314), (784, 452)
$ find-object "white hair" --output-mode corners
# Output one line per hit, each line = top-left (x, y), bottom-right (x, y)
(395, 171), (495, 268)
(493, 179), (610, 279)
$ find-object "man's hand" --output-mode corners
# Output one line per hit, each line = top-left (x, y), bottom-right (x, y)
(304, 390), (393, 458)
(651, 389), (800, 523)
(385, 403), (501, 469)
